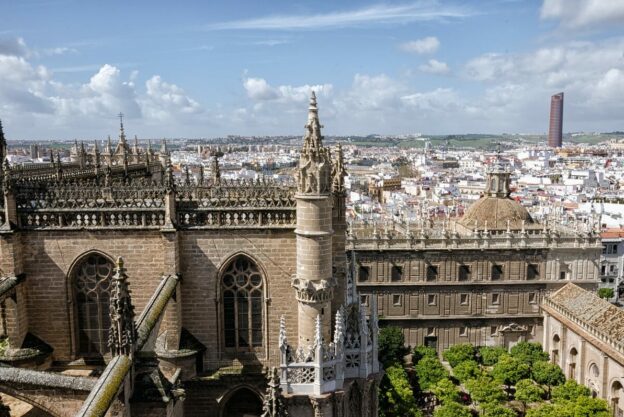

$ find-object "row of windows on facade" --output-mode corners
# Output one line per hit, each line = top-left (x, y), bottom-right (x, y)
(73, 253), (263, 357)
(360, 291), (539, 308)
(600, 264), (619, 276)
(603, 243), (620, 255)
(357, 263), (555, 282)
(386, 324), (536, 338)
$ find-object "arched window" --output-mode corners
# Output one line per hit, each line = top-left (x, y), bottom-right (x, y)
(221, 256), (264, 350)
(73, 253), (114, 356)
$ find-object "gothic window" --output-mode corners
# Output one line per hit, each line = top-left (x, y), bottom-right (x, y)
(73, 253), (114, 356)
(222, 256), (264, 350)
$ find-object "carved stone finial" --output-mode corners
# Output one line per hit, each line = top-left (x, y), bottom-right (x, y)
(314, 314), (322, 346)
(211, 156), (221, 185)
(164, 157), (175, 192)
(261, 367), (290, 417)
(279, 316), (288, 350)
(334, 306), (345, 347)
(108, 256), (137, 357)
(332, 143), (347, 193)
(198, 164), (205, 185)
(184, 165), (191, 185)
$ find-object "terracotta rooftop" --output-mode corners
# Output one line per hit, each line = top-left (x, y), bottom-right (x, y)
(601, 229), (624, 239)
(547, 283), (624, 343)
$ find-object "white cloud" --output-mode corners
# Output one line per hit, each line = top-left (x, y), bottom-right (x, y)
(243, 76), (332, 104)
(206, 2), (471, 30)
(418, 59), (449, 74)
(400, 37), (440, 54)
(0, 37), (206, 138)
(541, 0), (624, 29)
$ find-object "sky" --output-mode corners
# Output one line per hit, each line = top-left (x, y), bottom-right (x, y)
(1, 0), (624, 140)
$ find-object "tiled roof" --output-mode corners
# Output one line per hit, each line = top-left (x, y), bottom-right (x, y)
(548, 283), (624, 343)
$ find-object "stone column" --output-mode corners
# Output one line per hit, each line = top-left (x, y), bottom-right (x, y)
(292, 92), (335, 346)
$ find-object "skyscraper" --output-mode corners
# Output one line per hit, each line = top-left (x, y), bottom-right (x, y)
(548, 92), (564, 148)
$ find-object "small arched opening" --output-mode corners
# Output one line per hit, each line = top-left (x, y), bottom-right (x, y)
(568, 347), (578, 380)
(551, 334), (560, 364)
(220, 387), (263, 417)
(611, 380), (624, 417)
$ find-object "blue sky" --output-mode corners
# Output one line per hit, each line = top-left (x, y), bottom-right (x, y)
(1, 0), (624, 139)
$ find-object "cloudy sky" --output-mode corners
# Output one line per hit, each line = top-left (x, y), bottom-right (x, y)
(1, 0), (624, 139)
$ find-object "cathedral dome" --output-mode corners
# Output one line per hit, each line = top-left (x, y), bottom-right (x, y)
(459, 195), (534, 230)
(459, 153), (534, 230)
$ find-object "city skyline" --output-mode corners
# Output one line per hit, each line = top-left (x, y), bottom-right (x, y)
(1, 0), (624, 139)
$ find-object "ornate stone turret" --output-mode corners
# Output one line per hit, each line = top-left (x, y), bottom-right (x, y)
(292, 91), (335, 345)
(108, 257), (137, 357)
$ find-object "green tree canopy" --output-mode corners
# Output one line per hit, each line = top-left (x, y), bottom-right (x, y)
(430, 378), (459, 405)
(478, 346), (508, 366)
(531, 361), (565, 397)
(572, 396), (610, 417)
(412, 345), (437, 364)
(433, 402), (472, 417)
(415, 356), (449, 391)
(379, 365), (422, 417)
(598, 288), (614, 299)
(465, 376), (506, 406)
(453, 360), (482, 383)
(482, 404), (518, 417)
(443, 343), (476, 367)
(491, 354), (531, 392)
(509, 342), (549, 366)
(379, 327), (408, 366)
(551, 379), (591, 402)
(515, 379), (544, 411)
(526, 396), (610, 417)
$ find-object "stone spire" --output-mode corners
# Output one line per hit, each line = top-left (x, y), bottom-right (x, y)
(297, 91), (332, 195)
(261, 368), (290, 417)
(118, 112), (127, 147)
(93, 140), (100, 166)
(303, 91), (323, 152)
(0, 120), (6, 164)
(105, 135), (113, 155)
(108, 257), (137, 357)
